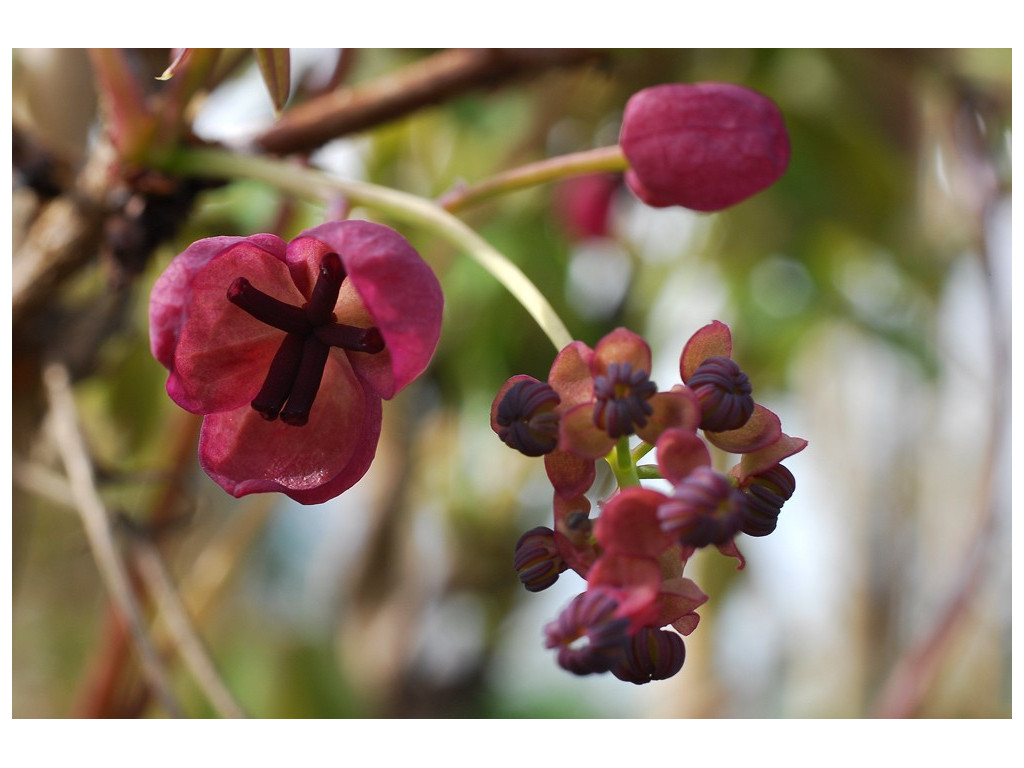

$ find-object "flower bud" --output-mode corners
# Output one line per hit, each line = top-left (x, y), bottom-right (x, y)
(513, 526), (568, 592)
(741, 463), (796, 537)
(620, 82), (790, 212)
(688, 355), (755, 432)
(611, 627), (686, 685)
(495, 379), (561, 457)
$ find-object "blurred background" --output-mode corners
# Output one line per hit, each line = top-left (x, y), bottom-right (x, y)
(11, 48), (1012, 718)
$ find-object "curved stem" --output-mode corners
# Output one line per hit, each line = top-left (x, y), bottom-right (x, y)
(158, 146), (573, 352)
(438, 145), (628, 213)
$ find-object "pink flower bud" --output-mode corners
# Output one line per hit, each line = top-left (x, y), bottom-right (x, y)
(620, 82), (790, 212)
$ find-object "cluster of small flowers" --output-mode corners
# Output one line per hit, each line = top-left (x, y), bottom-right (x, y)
(493, 322), (806, 684)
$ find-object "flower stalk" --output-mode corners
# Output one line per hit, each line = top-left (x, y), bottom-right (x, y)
(157, 146), (573, 352)
(438, 145), (628, 213)
(611, 436), (641, 489)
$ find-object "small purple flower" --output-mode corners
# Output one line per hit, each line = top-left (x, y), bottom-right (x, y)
(513, 526), (568, 592)
(544, 591), (631, 676)
(658, 466), (745, 548)
(493, 378), (561, 457)
(610, 627), (686, 685)
(686, 355), (755, 433)
(740, 463), (796, 537)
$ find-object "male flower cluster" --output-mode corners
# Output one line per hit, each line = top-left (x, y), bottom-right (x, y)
(492, 321), (806, 684)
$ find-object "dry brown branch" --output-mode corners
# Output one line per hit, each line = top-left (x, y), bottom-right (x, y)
(43, 361), (184, 718)
(13, 141), (115, 326)
(255, 48), (601, 156)
(130, 535), (248, 718)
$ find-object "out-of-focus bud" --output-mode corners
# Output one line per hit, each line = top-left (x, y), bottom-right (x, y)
(610, 627), (686, 685)
(513, 526), (568, 592)
(658, 465), (745, 547)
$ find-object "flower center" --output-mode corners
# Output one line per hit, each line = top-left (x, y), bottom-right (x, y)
(591, 362), (658, 438)
(226, 252), (385, 426)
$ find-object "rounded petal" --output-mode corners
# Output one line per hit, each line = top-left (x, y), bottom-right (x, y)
(595, 487), (676, 558)
(680, 319), (733, 382)
(150, 234), (284, 369)
(635, 388), (702, 445)
(704, 403), (782, 454)
(620, 82), (790, 212)
(545, 449), (596, 500)
(547, 340), (595, 409)
(730, 433), (808, 482)
(655, 577), (708, 630)
(152, 236), (298, 414)
(587, 555), (662, 631)
(560, 402), (616, 460)
(593, 327), (652, 379)
(655, 428), (711, 485)
(295, 221), (443, 400)
(198, 352), (381, 504)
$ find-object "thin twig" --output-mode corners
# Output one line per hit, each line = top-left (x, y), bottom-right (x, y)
(43, 361), (184, 718)
(13, 141), (114, 326)
(130, 534), (248, 718)
(254, 48), (601, 155)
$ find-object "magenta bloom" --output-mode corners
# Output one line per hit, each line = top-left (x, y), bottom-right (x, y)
(620, 82), (790, 212)
(150, 220), (443, 504)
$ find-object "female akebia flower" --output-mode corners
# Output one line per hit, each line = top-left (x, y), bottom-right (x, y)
(149, 220), (443, 504)
(619, 82), (790, 212)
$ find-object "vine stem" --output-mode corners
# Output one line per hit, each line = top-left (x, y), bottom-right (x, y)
(158, 146), (573, 352)
(438, 145), (628, 213)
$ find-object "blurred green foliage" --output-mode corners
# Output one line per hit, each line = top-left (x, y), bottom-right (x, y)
(12, 48), (1011, 719)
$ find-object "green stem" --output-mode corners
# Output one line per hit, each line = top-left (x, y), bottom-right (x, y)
(439, 145), (629, 213)
(632, 440), (655, 463)
(609, 436), (641, 489)
(636, 464), (662, 481)
(156, 146), (574, 352)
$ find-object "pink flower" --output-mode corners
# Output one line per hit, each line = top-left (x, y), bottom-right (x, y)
(149, 220), (443, 504)
(619, 82), (790, 212)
